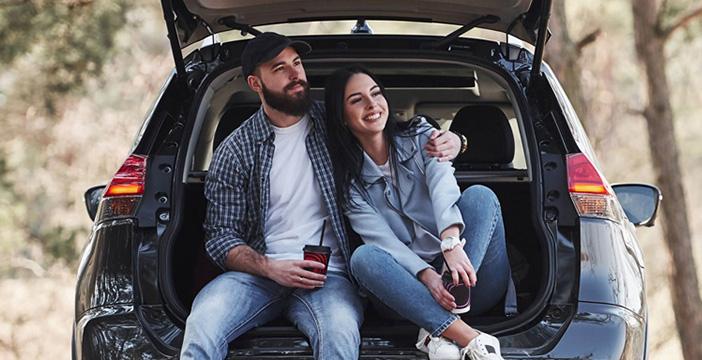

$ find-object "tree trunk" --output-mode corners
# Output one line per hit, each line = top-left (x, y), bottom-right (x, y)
(543, 0), (591, 134)
(631, 1), (702, 359)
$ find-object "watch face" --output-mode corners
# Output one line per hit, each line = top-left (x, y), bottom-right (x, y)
(441, 237), (462, 252)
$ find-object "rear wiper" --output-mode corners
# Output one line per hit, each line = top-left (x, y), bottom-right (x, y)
(219, 16), (262, 36)
(426, 15), (500, 50)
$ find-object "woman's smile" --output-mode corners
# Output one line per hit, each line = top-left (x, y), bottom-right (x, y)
(363, 111), (383, 122)
(343, 73), (389, 137)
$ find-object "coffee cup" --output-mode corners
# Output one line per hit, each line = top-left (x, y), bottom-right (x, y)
(303, 245), (331, 275)
(441, 269), (471, 314)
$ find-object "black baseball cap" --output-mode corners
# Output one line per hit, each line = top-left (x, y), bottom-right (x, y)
(241, 32), (312, 77)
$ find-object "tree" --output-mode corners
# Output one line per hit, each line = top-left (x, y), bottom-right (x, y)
(0, 0), (133, 265)
(0, 0), (132, 112)
(543, 1), (600, 135)
(630, 1), (702, 359)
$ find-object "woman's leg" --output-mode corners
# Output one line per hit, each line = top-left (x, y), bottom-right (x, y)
(457, 185), (511, 315)
(350, 244), (458, 337)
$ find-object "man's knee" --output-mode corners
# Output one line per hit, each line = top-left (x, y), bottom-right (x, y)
(181, 310), (228, 359)
(315, 310), (362, 357)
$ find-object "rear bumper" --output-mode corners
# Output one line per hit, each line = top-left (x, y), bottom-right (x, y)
(74, 301), (645, 359)
(502, 301), (646, 359)
(74, 304), (181, 360)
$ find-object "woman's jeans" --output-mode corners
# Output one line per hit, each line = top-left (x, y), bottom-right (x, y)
(180, 271), (363, 360)
(350, 185), (510, 337)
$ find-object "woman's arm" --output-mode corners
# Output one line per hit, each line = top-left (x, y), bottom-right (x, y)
(439, 224), (460, 240)
(415, 119), (477, 286)
(415, 120), (465, 237)
(346, 184), (431, 277)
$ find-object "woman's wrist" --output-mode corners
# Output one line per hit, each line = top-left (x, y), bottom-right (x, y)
(418, 267), (437, 283)
(439, 224), (461, 240)
(441, 236), (465, 252)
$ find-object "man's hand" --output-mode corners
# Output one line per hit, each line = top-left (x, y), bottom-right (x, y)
(424, 130), (461, 162)
(265, 259), (327, 289)
(223, 246), (326, 289)
(419, 268), (456, 311)
(443, 247), (477, 287)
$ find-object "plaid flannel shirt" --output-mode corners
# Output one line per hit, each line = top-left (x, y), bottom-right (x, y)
(204, 100), (351, 271)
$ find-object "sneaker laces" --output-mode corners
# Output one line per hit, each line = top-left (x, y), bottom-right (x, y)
(461, 333), (503, 360)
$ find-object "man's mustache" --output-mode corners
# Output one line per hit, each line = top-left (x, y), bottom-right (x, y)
(284, 80), (308, 92)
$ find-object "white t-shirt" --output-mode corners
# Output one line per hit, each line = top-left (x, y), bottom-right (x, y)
(264, 115), (346, 273)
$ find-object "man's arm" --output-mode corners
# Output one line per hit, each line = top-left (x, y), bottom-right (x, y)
(424, 129), (464, 162)
(205, 144), (327, 289)
(223, 245), (326, 289)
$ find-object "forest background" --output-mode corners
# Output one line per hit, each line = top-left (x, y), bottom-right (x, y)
(0, 0), (700, 358)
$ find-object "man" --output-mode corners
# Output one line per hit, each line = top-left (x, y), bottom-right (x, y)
(180, 32), (462, 359)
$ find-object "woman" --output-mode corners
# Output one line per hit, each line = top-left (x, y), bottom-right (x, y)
(325, 66), (511, 360)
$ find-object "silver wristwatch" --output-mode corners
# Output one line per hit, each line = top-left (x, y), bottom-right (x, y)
(441, 236), (465, 252)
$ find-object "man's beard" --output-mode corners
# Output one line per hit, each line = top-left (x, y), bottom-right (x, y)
(261, 79), (312, 117)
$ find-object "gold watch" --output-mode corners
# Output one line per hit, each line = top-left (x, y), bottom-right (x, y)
(458, 133), (468, 155)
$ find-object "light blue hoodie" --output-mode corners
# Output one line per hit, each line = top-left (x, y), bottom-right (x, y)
(345, 118), (464, 277)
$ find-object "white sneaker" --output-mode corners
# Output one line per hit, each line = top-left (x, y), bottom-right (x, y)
(416, 328), (461, 360)
(460, 332), (503, 360)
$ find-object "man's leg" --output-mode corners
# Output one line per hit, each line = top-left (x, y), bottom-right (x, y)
(457, 185), (510, 314)
(180, 271), (289, 360)
(286, 272), (364, 359)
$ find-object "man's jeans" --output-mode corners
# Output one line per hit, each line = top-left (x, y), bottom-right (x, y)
(350, 185), (510, 337)
(180, 271), (363, 359)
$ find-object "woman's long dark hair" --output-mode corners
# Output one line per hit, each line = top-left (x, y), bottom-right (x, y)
(325, 65), (408, 209)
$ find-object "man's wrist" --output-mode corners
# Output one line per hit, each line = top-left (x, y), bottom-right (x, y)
(457, 132), (468, 155)
(260, 256), (273, 278)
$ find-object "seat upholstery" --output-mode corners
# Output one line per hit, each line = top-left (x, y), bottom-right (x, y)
(212, 103), (260, 152)
(449, 105), (515, 170)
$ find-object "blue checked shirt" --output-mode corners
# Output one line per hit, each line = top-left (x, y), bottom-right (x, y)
(204, 101), (351, 271)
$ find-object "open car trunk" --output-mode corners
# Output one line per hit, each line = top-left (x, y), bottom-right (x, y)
(164, 36), (558, 355)
(171, 182), (544, 355)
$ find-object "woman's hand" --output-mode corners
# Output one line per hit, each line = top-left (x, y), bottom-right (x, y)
(418, 268), (456, 311)
(443, 247), (477, 287)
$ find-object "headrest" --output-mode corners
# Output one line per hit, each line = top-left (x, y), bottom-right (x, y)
(449, 105), (515, 169)
(213, 104), (259, 151)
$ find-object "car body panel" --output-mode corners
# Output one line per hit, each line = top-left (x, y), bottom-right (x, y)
(578, 218), (646, 317)
(511, 302), (646, 359)
(75, 220), (135, 317)
(75, 305), (168, 360)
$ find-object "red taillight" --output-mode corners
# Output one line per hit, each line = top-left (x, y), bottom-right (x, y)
(93, 154), (147, 222)
(104, 155), (147, 197)
(566, 153), (620, 221)
(566, 153), (609, 195)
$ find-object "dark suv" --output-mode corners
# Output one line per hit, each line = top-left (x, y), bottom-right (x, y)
(73, 0), (662, 358)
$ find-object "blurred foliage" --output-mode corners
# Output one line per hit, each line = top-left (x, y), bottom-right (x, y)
(0, 0), (132, 111)
(0, 0), (156, 268)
